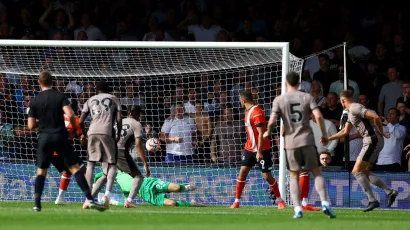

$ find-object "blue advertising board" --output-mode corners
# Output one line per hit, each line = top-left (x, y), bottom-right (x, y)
(0, 162), (409, 209)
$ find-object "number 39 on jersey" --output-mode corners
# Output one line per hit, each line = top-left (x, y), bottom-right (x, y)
(90, 98), (113, 116)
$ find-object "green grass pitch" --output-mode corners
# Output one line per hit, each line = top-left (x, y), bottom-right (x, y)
(0, 202), (409, 230)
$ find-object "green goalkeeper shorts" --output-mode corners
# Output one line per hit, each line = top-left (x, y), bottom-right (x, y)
(139, 177), (171, 206)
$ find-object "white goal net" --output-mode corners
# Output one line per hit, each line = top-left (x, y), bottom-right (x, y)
(0, 41), (303, 206)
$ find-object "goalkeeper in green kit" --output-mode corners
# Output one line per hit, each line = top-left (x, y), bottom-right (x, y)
(94, 170), (206, 207)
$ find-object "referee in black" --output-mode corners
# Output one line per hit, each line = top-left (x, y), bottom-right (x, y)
(27, 71), (105, 212)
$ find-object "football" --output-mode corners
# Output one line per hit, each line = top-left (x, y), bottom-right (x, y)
(145, 138), (161, 152)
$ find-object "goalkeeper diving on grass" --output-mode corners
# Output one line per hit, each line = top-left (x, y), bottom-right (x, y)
(94, 170), (206, 207)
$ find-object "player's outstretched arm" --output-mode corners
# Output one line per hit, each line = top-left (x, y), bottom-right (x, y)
(264, 112), (278, 138)
(27, 117), (38, 130)
(328, 122), (353, 142)
(163, 183), (204, 207)
(79, 112), (89, 138)
(313, 108), (329, 145)
(135, 137), (150, 176)
(256, 125), (265, 161)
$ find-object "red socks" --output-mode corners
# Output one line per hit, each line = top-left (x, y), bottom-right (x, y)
(60, 173), (71, 191)
(267, 178), (281, 198)
(235, 177), (246, 200)
(299, 171), (310, 201)
(235, 177), (283, 202)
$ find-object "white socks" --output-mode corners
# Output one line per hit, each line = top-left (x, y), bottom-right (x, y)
(294, 206), (302, 213)
(234, 198), (240, 203)
(58, 189), (65, 198)
(321, 201), (330, 206)
(104, 191), (111, 197)
(301, 198), (308, 206)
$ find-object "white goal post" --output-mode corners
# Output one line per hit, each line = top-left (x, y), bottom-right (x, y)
(0, 40), (303, 205)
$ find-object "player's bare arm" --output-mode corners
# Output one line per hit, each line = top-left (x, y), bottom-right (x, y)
(364, 110), (389, 138)
(312, 108), (329, 145)
(328, 122), (353, 141)
(116, 110), (122, 142)
(255, 123), (265, 161)
(63, 105), (77, 135)
(75, 119), (86, 146)
(79, 111), (89, 140)
(135, 137), (150, 176)
(27, 117), (38, 130)
(264, 112), (278, 138)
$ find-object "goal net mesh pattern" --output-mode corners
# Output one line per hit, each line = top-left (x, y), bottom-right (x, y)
(0, 43), (303, 206)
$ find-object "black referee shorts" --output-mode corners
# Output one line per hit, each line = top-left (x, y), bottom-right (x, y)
(52, 141), (84, 174)
(36, 133), (78, 169)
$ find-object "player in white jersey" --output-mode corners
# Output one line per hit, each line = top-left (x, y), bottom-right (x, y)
(80, 80), (122, 209)
(92, 105), (150, 208)
(264, 71), (335, 219)
(328, 90), (398, 212)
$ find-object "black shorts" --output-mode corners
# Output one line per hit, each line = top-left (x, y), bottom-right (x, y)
(36, 133), (78, 169)
(52, 153), (85, 173)
(241, 149), (273, 172)
(53, 140), (85, 173)
(117, 148), (140, 175)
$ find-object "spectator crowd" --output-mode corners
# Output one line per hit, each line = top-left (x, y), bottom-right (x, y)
(1, 0), (410, 172)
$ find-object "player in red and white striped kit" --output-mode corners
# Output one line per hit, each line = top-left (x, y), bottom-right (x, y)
(231, 91), (285, 209)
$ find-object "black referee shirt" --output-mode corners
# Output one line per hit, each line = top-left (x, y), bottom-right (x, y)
(28, 88), (70, 134)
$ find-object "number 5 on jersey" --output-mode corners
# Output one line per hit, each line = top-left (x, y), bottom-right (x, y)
(289, 103), (302, 123)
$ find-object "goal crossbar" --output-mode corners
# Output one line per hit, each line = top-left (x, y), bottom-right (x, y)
(0, 40), (290, 49)
(0, 39), (294, 204)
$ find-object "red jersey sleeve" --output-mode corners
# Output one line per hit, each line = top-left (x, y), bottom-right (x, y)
(251, 107), (266, 127)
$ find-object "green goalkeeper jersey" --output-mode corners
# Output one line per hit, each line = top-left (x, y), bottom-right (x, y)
(94, 170), (134, 194)
(94, 170), (170, 205)
(114, 170), (134, 194)
(93, 171), (195, 207)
